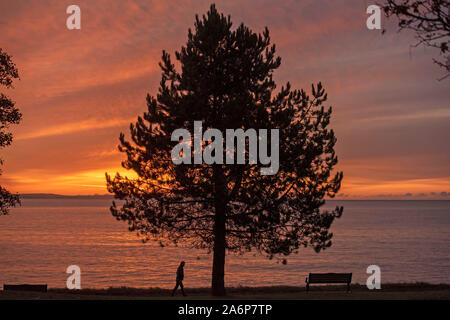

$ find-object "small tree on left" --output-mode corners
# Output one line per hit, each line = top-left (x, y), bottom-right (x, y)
(0, 48), (22, 215)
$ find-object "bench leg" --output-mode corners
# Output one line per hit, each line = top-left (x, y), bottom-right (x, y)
(347, 282), (351, 293)
(306, 283), (309, 292)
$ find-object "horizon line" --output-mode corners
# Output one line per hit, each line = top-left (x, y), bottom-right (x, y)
(17, 193), (450, 201)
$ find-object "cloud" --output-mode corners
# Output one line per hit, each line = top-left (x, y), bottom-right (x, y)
(15, 118), (134, 140)
(3, 168), (137, 195)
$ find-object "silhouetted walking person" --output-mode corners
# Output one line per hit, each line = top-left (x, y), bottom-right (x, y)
(171, 261), (186, 296)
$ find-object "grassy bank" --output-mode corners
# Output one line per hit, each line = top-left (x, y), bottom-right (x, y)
(1, 283), (450, 300)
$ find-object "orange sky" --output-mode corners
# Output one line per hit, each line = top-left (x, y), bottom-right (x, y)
(0, 0), (449, 199)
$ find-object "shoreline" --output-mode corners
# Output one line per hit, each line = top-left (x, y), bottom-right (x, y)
(2, 283), (450, 300)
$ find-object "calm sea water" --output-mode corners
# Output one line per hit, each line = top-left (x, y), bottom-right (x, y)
(0, 200), (449, 288)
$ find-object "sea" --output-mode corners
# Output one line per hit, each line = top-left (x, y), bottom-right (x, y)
(0, 199), (449, 289)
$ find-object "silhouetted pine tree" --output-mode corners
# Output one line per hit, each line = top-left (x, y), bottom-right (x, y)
(106, 4), (343, 296)
(0, 48), (22, 215)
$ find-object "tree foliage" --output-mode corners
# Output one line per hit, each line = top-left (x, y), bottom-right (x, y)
(106, 5), (343, 295)
(0, 48), (22, 215)
(381, 0), (450, 80)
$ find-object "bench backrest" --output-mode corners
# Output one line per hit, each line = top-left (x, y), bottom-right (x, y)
(3, 284), (48, 292)
(308, 273), (352, 284)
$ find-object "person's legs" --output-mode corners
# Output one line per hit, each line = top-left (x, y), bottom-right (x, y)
(179, 281), (186, 296)
(171, 281), (180, 296)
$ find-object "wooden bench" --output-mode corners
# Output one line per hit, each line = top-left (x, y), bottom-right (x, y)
(3, 284), (47, 292)
(305, 273), (352, 292)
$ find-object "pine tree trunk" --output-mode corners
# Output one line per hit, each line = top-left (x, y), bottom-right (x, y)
(212, 165), (226, 296)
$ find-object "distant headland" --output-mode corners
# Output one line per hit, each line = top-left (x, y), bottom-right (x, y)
(19, 193), (113, 200)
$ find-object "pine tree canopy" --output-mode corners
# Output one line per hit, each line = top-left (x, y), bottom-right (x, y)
(106, 4), (343, 273)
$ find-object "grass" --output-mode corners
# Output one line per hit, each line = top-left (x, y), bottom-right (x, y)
(1, 283), (450, 300)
